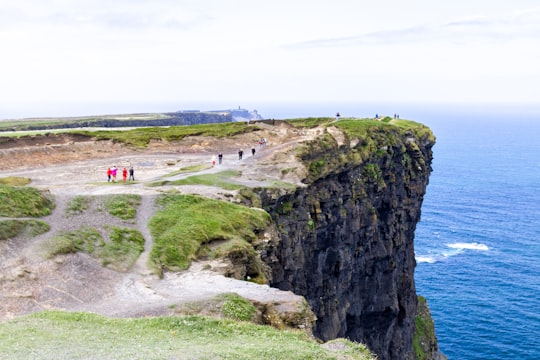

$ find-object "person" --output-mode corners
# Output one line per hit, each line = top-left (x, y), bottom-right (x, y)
(107, 167), (111, 182)
(111, 166), (117, 182)
(122, 167), (128, 182)
(211, 155), (216, 167)
(128, 167), (135, 181)
(238, 148), (243, 160)
(251, 147), (256, 156)
(218, 152), (223, 165)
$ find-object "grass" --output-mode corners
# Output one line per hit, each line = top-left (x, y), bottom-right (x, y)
(0, 185), (55, 217)
(42, 226), (144, 271)
(163, 164), (212, 177)
(66, 196), (93, 216)
(0, 311), (374, 359)
(169, 170), (244, 190)
(74, 122), (259, 148)
(0, 176), (31, 186)
(0, 219), (50, 240)
(103, 194), (141, 220)
(286, 117), (335, 128)
(148, 194), (270, 273)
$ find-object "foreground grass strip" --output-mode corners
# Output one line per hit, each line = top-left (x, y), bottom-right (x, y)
(0, 185), (54, 217)
(149, 194), (270, 272)
(0, 219), (50, 240)
(0, 312), (374, 360)
(170, 170), (243, 190)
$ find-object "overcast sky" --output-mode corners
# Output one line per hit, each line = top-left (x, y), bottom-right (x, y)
(1, 1), (539, 118)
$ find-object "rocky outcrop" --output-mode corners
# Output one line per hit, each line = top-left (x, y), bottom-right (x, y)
(258, 121), (436, 360)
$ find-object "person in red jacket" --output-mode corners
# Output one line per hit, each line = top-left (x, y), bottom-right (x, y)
(122, 167), (128, 182)
(107, 167), (112, 182)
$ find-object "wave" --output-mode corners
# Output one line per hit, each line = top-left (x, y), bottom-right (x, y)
(446, 242), (489, 251)
(416, 242), (489, 264)
(416, 255), (438, 264)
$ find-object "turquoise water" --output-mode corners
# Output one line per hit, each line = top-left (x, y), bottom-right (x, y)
(263, 103), (540, 359)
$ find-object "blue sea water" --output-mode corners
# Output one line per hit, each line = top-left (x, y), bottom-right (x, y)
(411, 109), (540, 360)
(262, 103), (540, 360)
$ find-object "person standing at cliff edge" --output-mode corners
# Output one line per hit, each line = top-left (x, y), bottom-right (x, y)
(128, 167), (135, 181)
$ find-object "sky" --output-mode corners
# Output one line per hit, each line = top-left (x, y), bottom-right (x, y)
(1, 0), (540, 119)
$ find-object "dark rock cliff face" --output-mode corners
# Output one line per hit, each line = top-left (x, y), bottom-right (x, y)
(259, 123), (435, 360)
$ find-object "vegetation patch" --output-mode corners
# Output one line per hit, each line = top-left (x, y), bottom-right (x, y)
(103, 194), (141, 220)
(99, 227), (145, 271)
(0, 176), (31, 186)
(0, 219), (50, 240)
(66, 196), (93, 216)
(413, 296), (439, 360)
(42, 226), (144, 271)
(0, 311), (374, 359)
(286, 117), (334, 128)
(163, 164), (212, 177)
(75, 122), (259, 148)
(0, 185), (54, 217)
(148, 194), (270, 274)
(170, 170), (244, 190)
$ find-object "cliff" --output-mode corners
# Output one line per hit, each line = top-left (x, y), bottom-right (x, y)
(256, 119), (437, 360)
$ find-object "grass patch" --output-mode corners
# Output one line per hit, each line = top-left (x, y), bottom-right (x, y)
(99, 226), (145, 271)
(0, 176), (31, 186)
(42, 226), (144, 271)
(219, 293), (257, 321)
(66, 196), (93, 216)
(103, 194), (141, 220)
(0, 219), (50, 240)
(0, 185), (54, 217)
(163, 164), (212, 177)
(75, 122), (258, 148)
(148, 194), (270, 273)
(0, 311), (374, 359)
(170, 170), (244, 190)
(286, 117), (335, 128)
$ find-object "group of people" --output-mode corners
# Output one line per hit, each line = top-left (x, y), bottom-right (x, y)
(107, 165), (134, 182)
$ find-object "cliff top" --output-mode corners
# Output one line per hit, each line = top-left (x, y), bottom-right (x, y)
(0, 117), (433, 359)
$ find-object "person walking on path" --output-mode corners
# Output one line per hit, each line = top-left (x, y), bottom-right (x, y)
(128, 167), (135, 181)
(122, 167), (128, 182)
(251, 147), (256, 156)
(238, 149), (243, 160)
(218, 152), (223, 165)
(107, 167), (112, 182)
(111, 166), (118, 182)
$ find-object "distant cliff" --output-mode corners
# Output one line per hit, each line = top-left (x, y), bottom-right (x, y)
(0, 108), (264, 132)
(256, 119), (442, 360)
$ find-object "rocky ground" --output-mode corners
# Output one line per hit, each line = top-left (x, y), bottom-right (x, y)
(0, 122), (325, 325)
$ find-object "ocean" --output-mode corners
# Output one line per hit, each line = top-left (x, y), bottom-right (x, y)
(262, 103), (540, 360)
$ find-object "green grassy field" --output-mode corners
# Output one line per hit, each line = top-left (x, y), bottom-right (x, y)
(0, 311), (373, 360)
